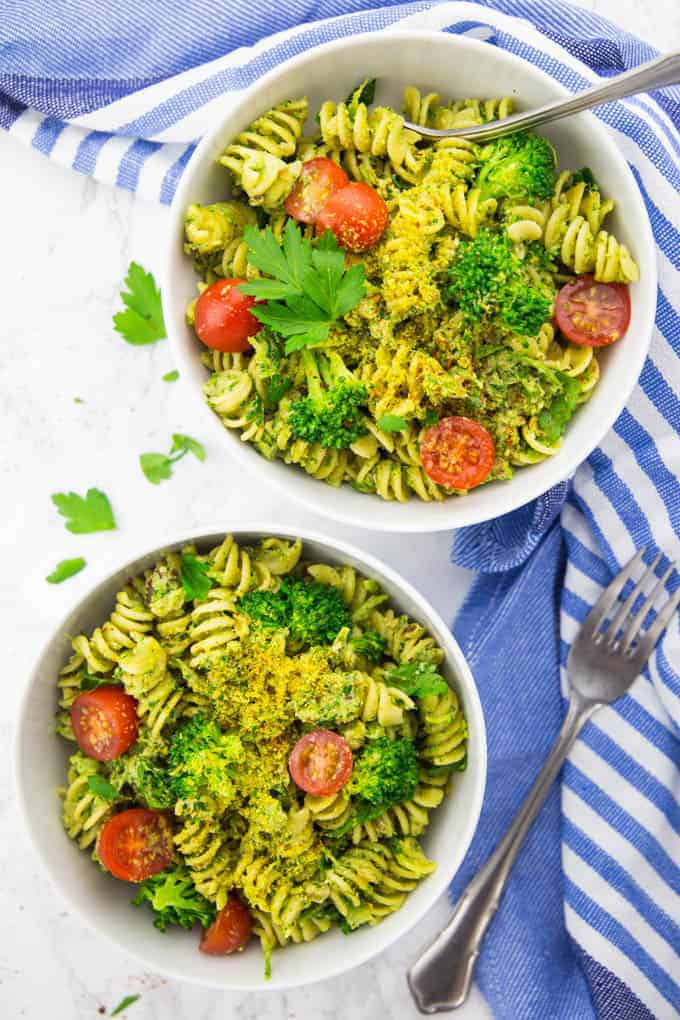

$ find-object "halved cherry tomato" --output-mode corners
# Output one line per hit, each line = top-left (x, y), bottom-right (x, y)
(285, 157), (349, 224)
(289, 729), (353, 796)
(194, 277), (261, 352)
(71, 685), (138, 762)
(555, 274), (631, 347)
(421, 417), (495, 490)
(97, 808), (173, 882)
(315, 182), (388, 252)
(200, 896), (253, 955)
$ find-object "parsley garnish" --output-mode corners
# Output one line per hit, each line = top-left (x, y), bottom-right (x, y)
(387, 661), (449, 698)
(180, 554), (214, 601)
(239, 221), (365, 354)
(345, 78), (377, 111)
(51, 489), (116, 534)
(162, 369), (179, 382)
(113, 262), (165, 346)
(423, 410), (439, 428)
(140, 433), (205, 484)
(46, 558), (86, 584)
(377, 414), (407, 433)
(87, 775), (119, 801)
(537, 375), (580, 444)
(110, 995), (141, 1017)
(81, 673), (119, 692)
(265, 373), (291, 407)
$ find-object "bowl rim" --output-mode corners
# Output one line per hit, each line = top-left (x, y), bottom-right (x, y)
(14, 523), (487, 990)
(163, 29), (657, 534)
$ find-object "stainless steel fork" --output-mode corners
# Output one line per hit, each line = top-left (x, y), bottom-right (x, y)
(408, 547), (680, 1014)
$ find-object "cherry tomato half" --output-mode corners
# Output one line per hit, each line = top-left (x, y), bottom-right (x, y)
(97, 808), (174, 882)
(285, 157), (349, 224)
(289, 730), (353, 796)
(200, 897), (253, 955)
(555, 274), (631, 347)
(421, 417), (495, 491)
(194, 277), (261, 352)
(71, 685), (138, 762)
(315, 182), (389, 252)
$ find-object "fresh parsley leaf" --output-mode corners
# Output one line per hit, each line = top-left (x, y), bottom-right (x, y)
(162, 369), (179, 382)
(87, 775), (119, 801)
(81, 673), (120, 692)
(377, 414), (407, 433)
(46, 558), (86, 584)
(51, 489), (116, 534)
(110, 995), (141, 1017)
(239, 222), (365, 355)
(387, 661), (449, 698)
(113, 262), (165, 346)
(537, 375), (580, 444)
(423, 410), (439, 428)
(265, 374), (291, 407)
(345, 77), (377, 112)
(180, 553), (214, 601)
(139, 453), (174, 485)
(140, 434), (206, 484)
(171, 433), (206, 462)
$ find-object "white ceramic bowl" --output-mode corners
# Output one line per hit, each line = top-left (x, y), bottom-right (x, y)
(15, 526), (486, 991)
(163, 31), (657, 533)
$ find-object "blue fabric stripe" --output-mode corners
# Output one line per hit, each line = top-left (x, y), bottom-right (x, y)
(587, 448), (654, 551)
(628, 165), (680, 272)
(613, 410), (680, 538)
(72, 129), (110, 176)
(31, 115), (66, 156)
(160, 142), (197, 205)
(115, 138), (162, 193)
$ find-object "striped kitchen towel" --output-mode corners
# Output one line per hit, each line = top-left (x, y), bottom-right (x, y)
(3, 2), (678, 1018)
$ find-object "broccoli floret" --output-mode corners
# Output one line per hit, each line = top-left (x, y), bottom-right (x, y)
(448, 230), (552, 337)
(132, 865), (216, 932)
(108, 751), (174, 810)
(476, 131), (556, 202)
(351, 631), (387, 663)
(167, 715), (244, 813)
(349, 737), (419, 808)
(288, 349), (368, 449)
(240, 576), (352, 647)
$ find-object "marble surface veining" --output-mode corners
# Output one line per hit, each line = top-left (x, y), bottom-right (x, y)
(1, 2), (677, 1017)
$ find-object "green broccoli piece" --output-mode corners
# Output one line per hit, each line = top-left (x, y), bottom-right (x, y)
(108, 751), (174, 810)
(167, 715), (244, 812)
(351, 631), (387, 663)
(132, 865), (216, 932)
(240, 576), (352, 647)
(350, 737), (419, 808)
(288, 349), (368, 449)
(476, 131), (556, 202)
(448, 230), (552, 337)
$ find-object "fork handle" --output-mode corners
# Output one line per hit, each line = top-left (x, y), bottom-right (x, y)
(407, 691), (597, 1014)
(417, 51), (680, 141)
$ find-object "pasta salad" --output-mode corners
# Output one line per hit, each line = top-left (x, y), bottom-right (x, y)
(57, 535), (467, 973)
(182, 81), (638, 502)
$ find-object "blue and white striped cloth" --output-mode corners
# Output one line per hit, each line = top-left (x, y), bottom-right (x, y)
(3, 2), (678, 1017)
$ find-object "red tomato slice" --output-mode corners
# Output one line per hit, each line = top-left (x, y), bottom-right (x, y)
(200, 897), (253, 955)
(285, 157), (349, 224)
(315, 182), (388, 252)
(97, 809), (174, 882)
(71, 685), (138, 762)
(421, 417), (495, 490)
(555, 274), (631, 347)
(289, 729), (353, 796)
(194, 277), (261, 352)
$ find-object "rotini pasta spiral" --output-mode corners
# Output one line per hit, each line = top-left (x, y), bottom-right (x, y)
(71, 584), (155, 673)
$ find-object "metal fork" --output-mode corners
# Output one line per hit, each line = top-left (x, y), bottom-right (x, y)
(402, 51), (680, 142)
(408, 547), (680, 1014)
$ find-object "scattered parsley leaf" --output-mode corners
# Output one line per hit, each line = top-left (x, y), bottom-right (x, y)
(51, 489), (116, 534)
(140, 434), (205, 484)
(238, 221), (365, 354)
(537, 374), (580, 444)
(113, 262), (165, 346)
(265, 374), (291, 407)
(162, 369), (179, 382)
(171, 433), (206, 462)
(377, 414), (407, 433)
(87, 775), (119, 801)
(46, 558), (86, 584)
(180, 554), (214, 601)
(423, 410), (439, 428)
(110, 995), (141, 1017)
(387, 661), (449, 698)
(81, 673), (120, 692)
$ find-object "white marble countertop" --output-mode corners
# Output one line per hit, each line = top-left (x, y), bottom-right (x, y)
(1, 3), (676, 1017)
